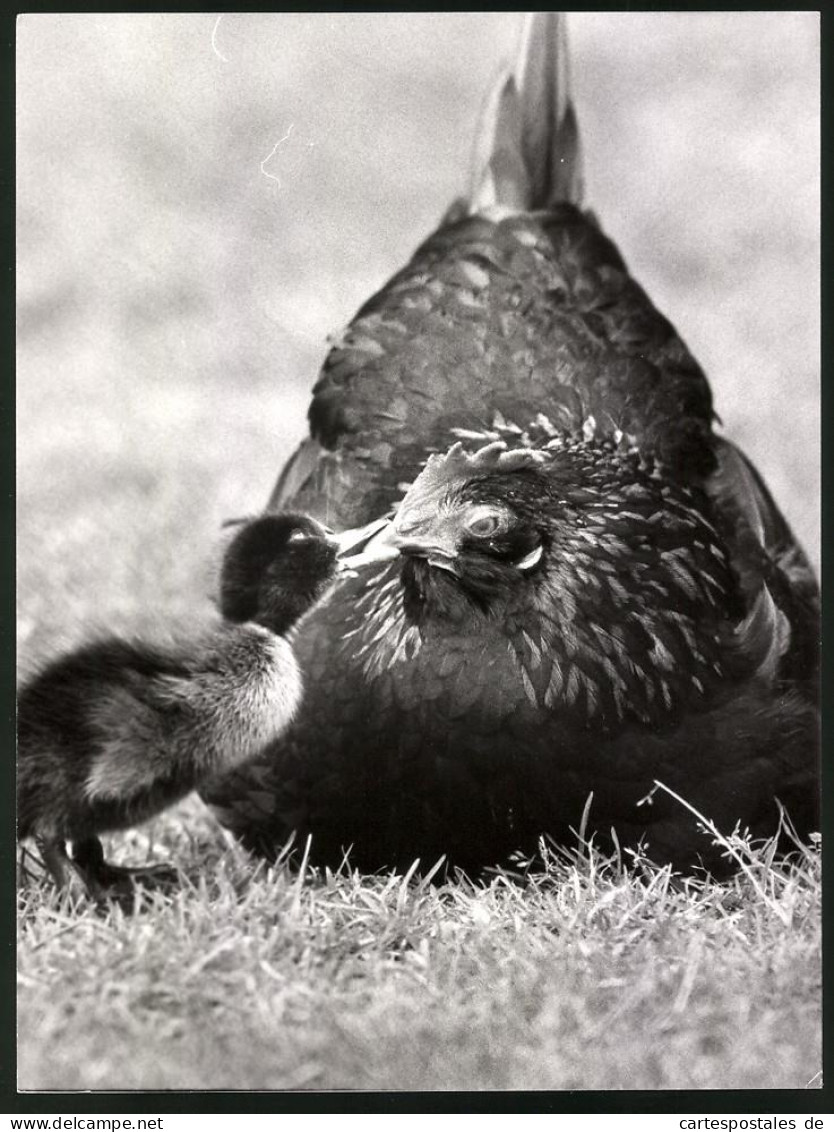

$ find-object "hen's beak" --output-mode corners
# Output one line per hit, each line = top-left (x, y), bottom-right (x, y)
(388, 535), (460, 575)
(331, 517), (461, 574)
(391, 515), (461, 574)
(330, 517), (401, 570)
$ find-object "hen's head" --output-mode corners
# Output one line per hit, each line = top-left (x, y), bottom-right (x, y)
(343, 430), (766, 726)
(385, 441), (549, 621)
(350, 426), (736, 636)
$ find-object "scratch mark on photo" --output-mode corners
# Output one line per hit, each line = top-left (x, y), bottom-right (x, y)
(211, 15), (229, 64)
(261, 124), (295, 185)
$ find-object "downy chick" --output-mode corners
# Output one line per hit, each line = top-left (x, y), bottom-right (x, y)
(17, 512), (352, 899)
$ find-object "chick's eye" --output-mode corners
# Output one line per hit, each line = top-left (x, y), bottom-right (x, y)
(464, 510), (506, 538)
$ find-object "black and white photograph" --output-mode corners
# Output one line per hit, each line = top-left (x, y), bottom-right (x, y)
(16, 11), (820, 1096)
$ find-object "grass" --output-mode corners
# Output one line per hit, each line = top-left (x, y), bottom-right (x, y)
(16, 13), (820, 1095)
(17, 805), (821, 1091)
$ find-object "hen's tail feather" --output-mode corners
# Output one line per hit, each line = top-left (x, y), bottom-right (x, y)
(467, 11), (584, 215)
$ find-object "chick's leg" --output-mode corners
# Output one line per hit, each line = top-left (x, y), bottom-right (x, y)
(34, 836), (87, 897)
(71, 837), (180, 894)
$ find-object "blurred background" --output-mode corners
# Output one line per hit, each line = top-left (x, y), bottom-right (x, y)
(17, 13), (819, 668)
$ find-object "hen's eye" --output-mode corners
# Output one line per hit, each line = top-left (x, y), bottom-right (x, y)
(287, 529), (310, 544)
(464, 509), (506, 538)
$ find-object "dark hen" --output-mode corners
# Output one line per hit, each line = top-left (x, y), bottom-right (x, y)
(202, 13), (819, 875)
